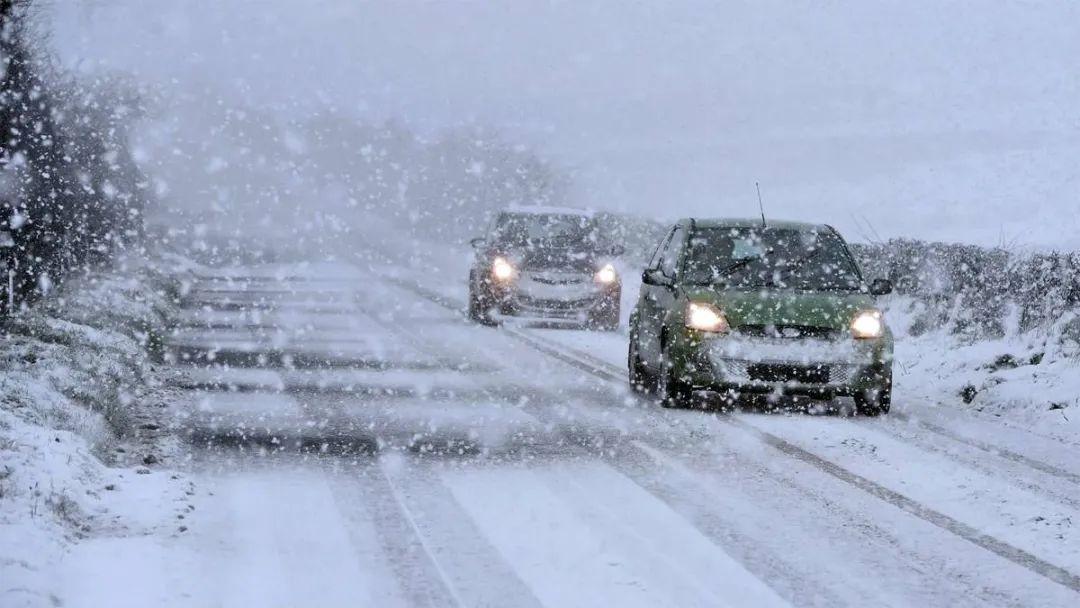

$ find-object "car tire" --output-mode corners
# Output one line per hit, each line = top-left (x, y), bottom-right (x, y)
(854, 373), (892, 416)
(627, 325), (655, 394)
(467, 280), (496, 326)
(657, 347), (691, 408)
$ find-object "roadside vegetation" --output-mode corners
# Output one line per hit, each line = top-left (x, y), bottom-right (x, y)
(1, 5), (186, 603)
(1, 0), (149, 312)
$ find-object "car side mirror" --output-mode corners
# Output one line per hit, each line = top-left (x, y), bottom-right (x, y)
(469, 237), (487, 249)
(869, 278), (893, 296)
(642, 268), (672, 287)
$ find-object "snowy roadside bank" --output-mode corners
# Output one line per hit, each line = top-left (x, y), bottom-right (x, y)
(0, 252), (196, 607)
(887, 295), (1079, 444)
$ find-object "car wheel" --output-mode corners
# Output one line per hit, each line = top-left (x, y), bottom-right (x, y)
(854, 374), (892, 416)
(657, 347), (691, 408)
(851, 367), (894, 419)
(627, 325), (654, 394)
(467, 281), (496, 326)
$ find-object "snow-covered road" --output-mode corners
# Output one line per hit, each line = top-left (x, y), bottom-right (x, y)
(52, 248), (1080, 607)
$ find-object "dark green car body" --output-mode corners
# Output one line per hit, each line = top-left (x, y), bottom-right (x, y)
(628, 218), (894, 414)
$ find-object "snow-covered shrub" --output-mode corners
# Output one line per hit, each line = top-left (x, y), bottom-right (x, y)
(1, 255), (178, 442)
(851, 240), (1080, 342)
(0, 1), (150, 311)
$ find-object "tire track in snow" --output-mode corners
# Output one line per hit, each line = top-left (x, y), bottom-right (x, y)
(330, 460), (464, 608)
(888, 411), (1080, 486)
(728, 416), (1080, 595)
(378, 457), (545, 608)
(856, 417), (1080, 511)
(617, 438), (1014, 608)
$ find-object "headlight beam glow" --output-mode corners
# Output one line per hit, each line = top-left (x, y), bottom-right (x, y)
(686, 302), (729, 333)
(595, 263), (618, 284)
(491, 257), (516, 281)
(851, 310), (884, 338)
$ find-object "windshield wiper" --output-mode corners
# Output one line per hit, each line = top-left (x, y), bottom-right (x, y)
(705, 257), (760, 284)
(776, 248), (824, 279)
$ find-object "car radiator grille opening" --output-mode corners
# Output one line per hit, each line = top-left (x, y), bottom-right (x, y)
(747, 363), (829, 384)
(717, 360), (860, 385)
(735, 324), (842, 340)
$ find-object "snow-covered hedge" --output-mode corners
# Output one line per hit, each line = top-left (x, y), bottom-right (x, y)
(851, 241), (1080, 342)
(1, 2), (151, 312)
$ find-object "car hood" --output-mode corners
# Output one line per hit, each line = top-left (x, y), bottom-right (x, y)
(684, 287), (875, 331)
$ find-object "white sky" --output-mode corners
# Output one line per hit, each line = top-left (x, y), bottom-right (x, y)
(50, 0), (1080, 248)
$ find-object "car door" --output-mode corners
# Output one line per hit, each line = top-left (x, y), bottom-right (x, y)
(639, 225), (686, 368)
(633, 227), (672, 367)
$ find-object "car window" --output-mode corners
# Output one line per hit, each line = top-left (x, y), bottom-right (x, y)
(647, 227), (675, 270)
(493, 213), (598, 247)
(683, 226), (862, 291)
(659, 226), (686, 278)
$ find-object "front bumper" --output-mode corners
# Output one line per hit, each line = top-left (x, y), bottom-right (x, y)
(678, 333), (892, 398)
(490, 270), (619, 320)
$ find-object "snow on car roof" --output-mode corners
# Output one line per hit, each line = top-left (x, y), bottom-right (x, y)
(686, 217), (827, 231)
(503, 205), (596, 218)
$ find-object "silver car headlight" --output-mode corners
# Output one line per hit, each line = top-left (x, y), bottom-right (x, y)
(594, 263), (618, 284)
(491, 257), (516, 281)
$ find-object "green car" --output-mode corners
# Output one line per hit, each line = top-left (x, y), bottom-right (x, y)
(628, 218), (894, 415)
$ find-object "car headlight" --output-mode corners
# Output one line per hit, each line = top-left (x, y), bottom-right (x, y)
(491, 257), (516, 281)
(595, 263), (618, 284)
(686, 302), (729, 333)
(851, 309), (884, 338)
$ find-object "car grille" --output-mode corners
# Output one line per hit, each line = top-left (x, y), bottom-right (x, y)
(515, 294), (595, 312)
(523, 270), (590, 285)
(717, 360), (859, 385)
(747, 363), (829, 384)
(735, 324), (842, 340)
(529, 275), (587, 285)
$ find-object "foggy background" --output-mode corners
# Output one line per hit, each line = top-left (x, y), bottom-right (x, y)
(48, 0), (1080, 249)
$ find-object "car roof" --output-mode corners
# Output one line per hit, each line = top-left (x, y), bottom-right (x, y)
(680, 217), (831, 231)
(502, 205), (596, 218)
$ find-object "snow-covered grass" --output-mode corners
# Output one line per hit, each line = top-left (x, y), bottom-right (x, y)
(0, 253), (192, 607)
(886, 295), (1079, 443)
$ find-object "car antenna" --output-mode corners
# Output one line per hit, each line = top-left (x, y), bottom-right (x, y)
(756, 181), (767, 227)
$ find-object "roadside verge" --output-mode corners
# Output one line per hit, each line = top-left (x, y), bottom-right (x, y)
(0, 252), (195, 607)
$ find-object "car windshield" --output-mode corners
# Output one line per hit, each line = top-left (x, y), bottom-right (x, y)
(683, 226), (862, 291)
(494, 213), (599, 248)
